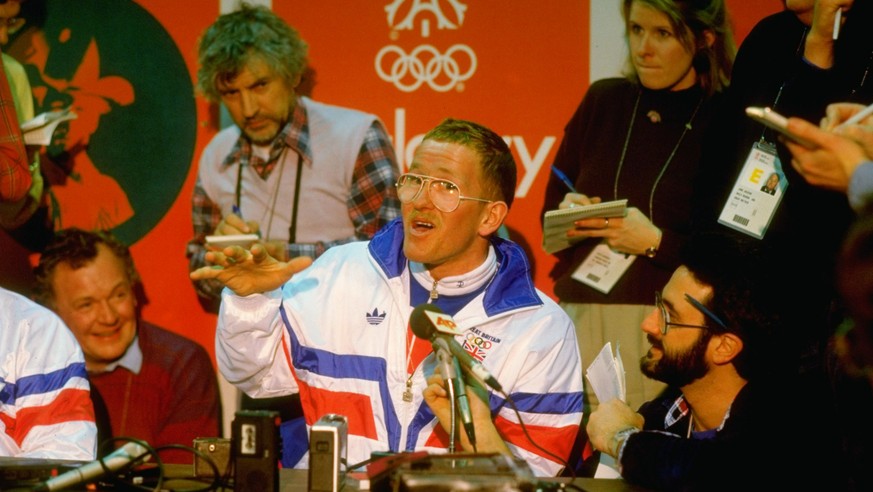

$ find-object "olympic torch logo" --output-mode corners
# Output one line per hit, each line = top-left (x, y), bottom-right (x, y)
(376, 0), (477, 93)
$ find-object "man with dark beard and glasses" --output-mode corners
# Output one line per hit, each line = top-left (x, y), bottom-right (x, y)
(585, 231), (801, 490)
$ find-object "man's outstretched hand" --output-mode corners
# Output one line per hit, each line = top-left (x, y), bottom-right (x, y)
(189, 242), (313, 297)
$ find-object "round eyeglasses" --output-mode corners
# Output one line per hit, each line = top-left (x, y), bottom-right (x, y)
(395, 173), (493, 213)
(654, 291), (727, 335)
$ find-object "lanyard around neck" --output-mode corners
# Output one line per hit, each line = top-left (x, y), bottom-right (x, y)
(613, 89), (704, 223)
(235, 148), (304, 243)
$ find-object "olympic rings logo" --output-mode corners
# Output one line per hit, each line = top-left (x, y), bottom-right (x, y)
(375, 44), (477, 92)
(465, 332), (492, 350)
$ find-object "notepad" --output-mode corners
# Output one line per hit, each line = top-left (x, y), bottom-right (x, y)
(21, 108), (78, 146)
(586, 341), (626, 405)
(541, 199), (627, 254)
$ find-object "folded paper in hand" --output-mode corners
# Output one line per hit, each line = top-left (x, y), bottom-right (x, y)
(21, 108), (77, 146)
(588, 341), (627, 479)
(542, 199), (627, 254)
(585, 341), (626, 404)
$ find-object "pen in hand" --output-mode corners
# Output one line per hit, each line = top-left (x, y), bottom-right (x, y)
(230, 204), (261, 237)
(551, 165), (578, 193)
(834, 102), (873, 131)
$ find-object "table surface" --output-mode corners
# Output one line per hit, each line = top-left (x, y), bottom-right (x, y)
(132, 463), (652, 491)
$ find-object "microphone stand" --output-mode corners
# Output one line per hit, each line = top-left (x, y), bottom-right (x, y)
(433, 338), (459, 453)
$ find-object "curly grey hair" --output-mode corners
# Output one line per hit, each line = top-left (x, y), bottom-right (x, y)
(196, 3), (308, 102)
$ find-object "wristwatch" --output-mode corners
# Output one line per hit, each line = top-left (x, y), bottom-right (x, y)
(610, 426), (640, 457)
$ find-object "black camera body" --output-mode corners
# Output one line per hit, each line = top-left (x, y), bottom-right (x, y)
(232, 409), (281, 492)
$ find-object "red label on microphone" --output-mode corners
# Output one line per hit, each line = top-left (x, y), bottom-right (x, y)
(424, 310), (463, 335)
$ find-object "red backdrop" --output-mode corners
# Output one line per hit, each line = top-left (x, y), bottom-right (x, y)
(2, 1), (784, 370)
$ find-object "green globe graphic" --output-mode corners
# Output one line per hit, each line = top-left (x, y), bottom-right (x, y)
(10, 0), (195, 245)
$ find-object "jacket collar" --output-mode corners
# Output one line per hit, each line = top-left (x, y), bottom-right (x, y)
(369, 218), (542, 316)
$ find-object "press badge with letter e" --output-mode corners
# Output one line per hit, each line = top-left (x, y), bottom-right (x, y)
(717, 141), (787, 239)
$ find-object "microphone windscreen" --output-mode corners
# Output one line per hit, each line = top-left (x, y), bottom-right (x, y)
(409, 303), (442, 340)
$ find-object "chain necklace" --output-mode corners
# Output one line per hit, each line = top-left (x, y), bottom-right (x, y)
(613, 89), (704, 224)
(402, 281), (440, 402)
(850, 50), (873, 99)
(402, 333), (418, 402)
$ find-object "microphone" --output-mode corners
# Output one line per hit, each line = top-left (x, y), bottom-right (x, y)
(432, 336), (476, 450)
(409, 304), (503, 392)
(34, 441), (150, 491)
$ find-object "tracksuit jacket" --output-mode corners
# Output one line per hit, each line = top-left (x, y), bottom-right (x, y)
(216, 219), (584, 476)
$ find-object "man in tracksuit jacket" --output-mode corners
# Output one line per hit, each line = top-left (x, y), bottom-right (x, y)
(193, 118), (584, 476)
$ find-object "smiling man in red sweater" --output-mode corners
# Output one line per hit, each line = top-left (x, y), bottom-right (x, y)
(34, 228), (220, 463)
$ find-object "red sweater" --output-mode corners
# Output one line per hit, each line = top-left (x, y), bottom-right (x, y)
(89, 321), (220, 463)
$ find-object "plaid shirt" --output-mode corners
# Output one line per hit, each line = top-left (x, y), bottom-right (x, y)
(0, 50), (29, 203)
(187, 100), (400, 301)
(662, 393), (730, 432)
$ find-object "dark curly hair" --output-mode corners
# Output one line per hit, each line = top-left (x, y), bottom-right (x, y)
(33, 228), (139, 308)
(679, 231), (782, 380)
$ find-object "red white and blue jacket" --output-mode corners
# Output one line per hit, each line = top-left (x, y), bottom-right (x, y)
(0, 287), (97, 460)
(217, 219), (584, 476)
